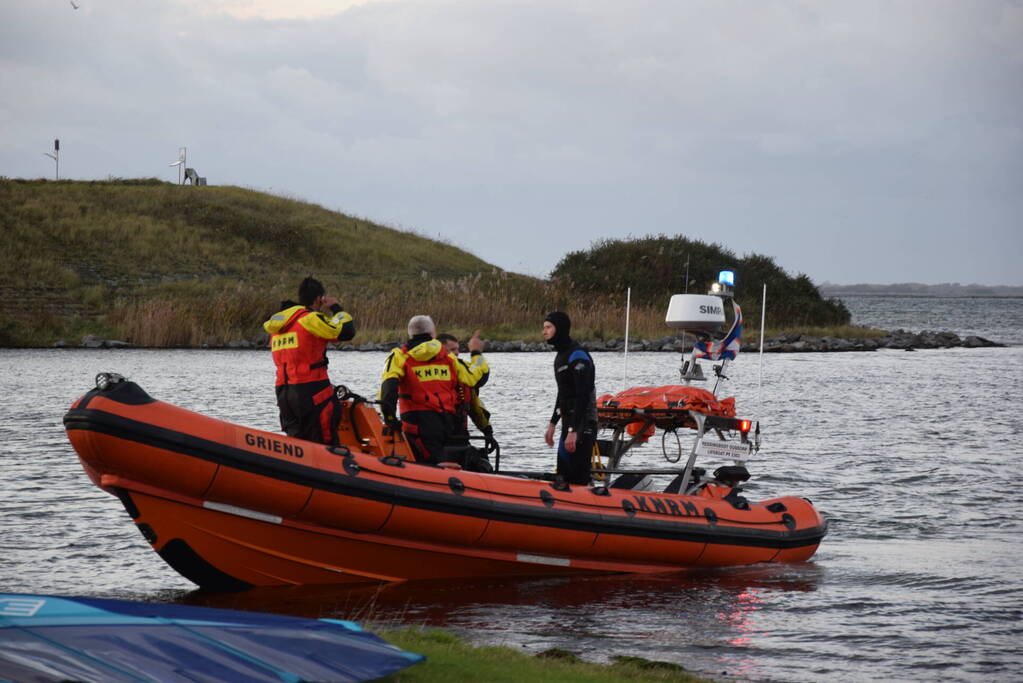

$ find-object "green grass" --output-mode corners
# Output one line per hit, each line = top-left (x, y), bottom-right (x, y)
(373, 628), (712, 682)
(1, 178), (859, 348)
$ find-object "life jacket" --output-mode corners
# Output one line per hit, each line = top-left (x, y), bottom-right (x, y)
(397, 342), (460, 414)
(450, 357), (492, 433)
(268, 308), (331, 386)
(452, 356), (475, 418)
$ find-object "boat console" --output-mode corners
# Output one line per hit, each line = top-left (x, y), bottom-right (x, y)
(594, 270), (759, 497)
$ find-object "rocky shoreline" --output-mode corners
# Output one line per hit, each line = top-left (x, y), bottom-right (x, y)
(62, 329), (1005, 352)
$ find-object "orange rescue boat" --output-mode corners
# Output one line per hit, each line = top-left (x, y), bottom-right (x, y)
(64, 371), (827, 591)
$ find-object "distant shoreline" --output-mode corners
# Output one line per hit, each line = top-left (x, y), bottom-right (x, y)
(827, 292), (1023, 299)
(47, 329), (1006, 352)
(820, 283), (1023, 298)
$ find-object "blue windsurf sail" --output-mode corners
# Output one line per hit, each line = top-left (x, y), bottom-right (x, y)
(0, 593), (424, 682)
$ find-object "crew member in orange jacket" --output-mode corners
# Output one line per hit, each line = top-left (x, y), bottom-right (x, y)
(437, 331), (493, 447)
(264, 277), (355, 444)
(379, 315), (487, 463)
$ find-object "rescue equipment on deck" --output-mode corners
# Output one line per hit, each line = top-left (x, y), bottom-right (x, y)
(598, 385), (737, 441)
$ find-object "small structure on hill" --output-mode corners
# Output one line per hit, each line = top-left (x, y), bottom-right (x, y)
(184, 168), (207, 186)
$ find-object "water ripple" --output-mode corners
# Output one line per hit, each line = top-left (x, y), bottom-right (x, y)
(2, 335), (1022, 682)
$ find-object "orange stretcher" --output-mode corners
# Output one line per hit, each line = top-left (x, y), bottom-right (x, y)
(597, 385), (738, 441)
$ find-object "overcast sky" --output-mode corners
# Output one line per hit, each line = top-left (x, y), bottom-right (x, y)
(2, 0), (1021, 285)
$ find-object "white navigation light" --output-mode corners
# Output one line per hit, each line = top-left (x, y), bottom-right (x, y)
(718, 270), (735, 286)
(665, 294), (726, 333)
(95, 372), (125, 391)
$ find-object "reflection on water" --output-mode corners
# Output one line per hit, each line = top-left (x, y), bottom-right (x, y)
(178, 565), (823, 679)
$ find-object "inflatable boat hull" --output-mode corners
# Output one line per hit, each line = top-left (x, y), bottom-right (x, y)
(64, 381), (827, 590)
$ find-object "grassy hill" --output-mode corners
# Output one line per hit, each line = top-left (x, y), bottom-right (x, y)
(553, 235), (851, 329)
(1, 179), (855, 348)
(0, 178), (531, 346)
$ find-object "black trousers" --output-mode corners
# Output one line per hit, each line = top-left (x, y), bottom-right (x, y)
(276, 380), (338, 444)
(557, 425), (595, 485)
(401, 410), (450, 463)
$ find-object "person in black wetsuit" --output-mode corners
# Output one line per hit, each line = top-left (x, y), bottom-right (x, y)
(542, 311), (597, 485)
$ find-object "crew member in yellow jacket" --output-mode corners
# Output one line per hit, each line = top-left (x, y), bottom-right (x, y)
(437, 331), (494, 448)
(264, 277), (355, 444)
(379, 316), (487, 463)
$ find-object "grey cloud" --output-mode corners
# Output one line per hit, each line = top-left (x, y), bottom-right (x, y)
(1, 0), (1020, 284)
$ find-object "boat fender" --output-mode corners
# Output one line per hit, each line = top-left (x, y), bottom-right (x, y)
(540, 489), (556, 508)
(342, 456), (360, 476)
(590, 486), (610, 497)
(380, 455), (405, 468)
(704, 508), (718, 525)
(781, 513), (797, 530)
(448, 477), (465, 495)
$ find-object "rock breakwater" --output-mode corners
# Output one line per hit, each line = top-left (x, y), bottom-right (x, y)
(57, 329), (1004, 352)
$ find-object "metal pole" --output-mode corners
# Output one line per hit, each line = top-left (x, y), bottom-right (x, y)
(680, 411), (706, 495)
(624, 286), (631, 376)
(757, 283), (766, 424)
(711, 357), (729, 396)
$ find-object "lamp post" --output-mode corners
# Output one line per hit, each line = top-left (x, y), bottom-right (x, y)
(43, 139), (59, 180)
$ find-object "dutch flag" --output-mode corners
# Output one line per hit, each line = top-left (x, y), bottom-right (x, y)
(693, 301), (742, 360)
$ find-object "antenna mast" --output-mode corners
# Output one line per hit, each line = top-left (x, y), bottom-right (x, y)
(623, 286), (632, 377)
(756, 283), (767, 424)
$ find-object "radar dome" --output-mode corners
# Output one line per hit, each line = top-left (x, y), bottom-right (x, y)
(665, 294), (726, 333)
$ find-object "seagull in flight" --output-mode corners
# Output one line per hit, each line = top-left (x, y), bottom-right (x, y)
(70, 0), (80, 9)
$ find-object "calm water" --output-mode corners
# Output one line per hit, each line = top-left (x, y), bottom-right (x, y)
(840, 294), (1023, 346)
(2, 297), (1022, 682)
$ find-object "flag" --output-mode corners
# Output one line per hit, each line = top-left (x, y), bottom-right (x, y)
(693, 302), (742, 360)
